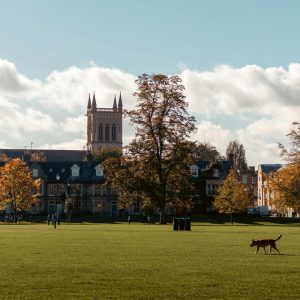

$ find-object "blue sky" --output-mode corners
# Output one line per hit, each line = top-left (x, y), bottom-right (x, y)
(1, 0), (300, 165)
(1, 0), (300, 78)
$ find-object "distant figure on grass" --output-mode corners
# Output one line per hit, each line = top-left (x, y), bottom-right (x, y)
(147, 216), (151, 224)
(128, 215), (131, 225)
(52, 214), (57, 229)
(57, 214), (60, 226)
(47, 214), (51, 225)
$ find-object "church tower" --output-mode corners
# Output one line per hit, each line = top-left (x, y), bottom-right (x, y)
(86, 92), (123, 153)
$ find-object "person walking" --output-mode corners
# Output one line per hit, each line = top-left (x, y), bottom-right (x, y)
(47, 214), (51, 225)
(128, 215), (131, 225)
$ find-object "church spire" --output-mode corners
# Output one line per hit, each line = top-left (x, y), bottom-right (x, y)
(92, 92), (97, 109)
(87, 93), (91, 109)
(113, 94), (117, 111)
(118, 92), (123, 112)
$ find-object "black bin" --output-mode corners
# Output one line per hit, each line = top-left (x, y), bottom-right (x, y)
(173, 218), (179, 230)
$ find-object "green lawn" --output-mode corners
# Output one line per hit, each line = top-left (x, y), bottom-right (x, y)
(0, 220), (300, 299)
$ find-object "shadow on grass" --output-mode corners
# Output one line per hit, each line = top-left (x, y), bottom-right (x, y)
(1, 213), (300, 226)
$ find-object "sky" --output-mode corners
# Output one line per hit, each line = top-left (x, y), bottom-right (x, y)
(1, 0), (300, 166)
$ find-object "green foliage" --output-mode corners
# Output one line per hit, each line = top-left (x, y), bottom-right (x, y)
(214, 169), (250, 224)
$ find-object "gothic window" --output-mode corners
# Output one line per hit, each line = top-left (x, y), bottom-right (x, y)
(99, 123), (103, 141)
(112, 124), (116, 141)
(105, 124), (109, 141)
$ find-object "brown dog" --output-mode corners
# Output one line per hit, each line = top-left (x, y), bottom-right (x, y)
(250, 235), (282, 254)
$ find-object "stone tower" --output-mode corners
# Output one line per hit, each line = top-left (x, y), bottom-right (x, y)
(86, 92), (123, 152)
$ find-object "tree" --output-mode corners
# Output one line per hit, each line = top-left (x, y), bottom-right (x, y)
(194, 142), (222, 162)
(31, 151), (46, 162)
(0, 158), (41, 219)
(93, 145), (122, 162)
(267, 162), (300, 214)
(103, 74), (196, 224)
(225, 140), (247, 170)
(278, 121), (300, 163)
(0, 152), (9, 162)
(214, 169), (250, 225)
(267, 122), (300, 214)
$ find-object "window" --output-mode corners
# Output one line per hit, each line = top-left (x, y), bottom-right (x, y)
(48, 185), (55, 196)
(190, 165), (199, 177)
(112, 124), (116, 141)
(105, 124), (109, 141)
(71, 164), (80, 177)
(95, 164), (104, 176)
(32, 169), (38, 178)
(213, 169), (219, 178)
(207, 183), (219, 196)
(95, 184), (102, 196)
(252, 177), (257, 184)
(70, 184), (82, 196)
(99, 123), (103, 141)
(242, 175), (247, 184)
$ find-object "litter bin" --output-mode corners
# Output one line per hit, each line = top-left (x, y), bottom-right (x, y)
(173, 218), (179, 230)
(179, 218), (185, 230)
(185, 218), (191, 231)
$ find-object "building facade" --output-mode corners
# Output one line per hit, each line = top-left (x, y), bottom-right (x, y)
(86, 92), (123, 153)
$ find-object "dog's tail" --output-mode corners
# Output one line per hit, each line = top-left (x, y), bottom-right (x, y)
(275, 234), (282, 241)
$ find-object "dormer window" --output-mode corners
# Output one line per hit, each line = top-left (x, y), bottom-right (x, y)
(190, 165), (199, 177)
(32, 169), (38, 178)
(213, 169), (219, 178)
(71, 164), (80, 177)
(95, 164), (104, 177)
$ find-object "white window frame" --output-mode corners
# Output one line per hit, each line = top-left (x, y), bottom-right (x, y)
(71, 164), (80, 177)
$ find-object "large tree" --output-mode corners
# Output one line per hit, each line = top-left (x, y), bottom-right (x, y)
(225, 140), (248, 170)
(103, 74), (196, 224)
(214, 169), (250, 225)
(0, 158), (41, 218)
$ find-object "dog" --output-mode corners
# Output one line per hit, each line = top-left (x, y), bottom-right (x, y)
(250, 235), (282, 254)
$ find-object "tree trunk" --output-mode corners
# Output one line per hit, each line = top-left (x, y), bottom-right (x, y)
(159, 207), (167, 224)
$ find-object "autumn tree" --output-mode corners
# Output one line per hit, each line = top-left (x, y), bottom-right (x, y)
(267, 163), (300, 214)
(0, 158), (41, 219)
(278, 121), (300, 163)
(267, 122), (300, 214)
(226, 140), (248, 170)
(214, 169), (250, 224)
(103, 74), (196, 224)
(93, 145), (122, 162)
(31, 151), (46, 162)
(194, 142), (222, 162)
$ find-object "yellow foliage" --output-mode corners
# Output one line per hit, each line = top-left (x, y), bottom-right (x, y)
(0, 158), (41, 212)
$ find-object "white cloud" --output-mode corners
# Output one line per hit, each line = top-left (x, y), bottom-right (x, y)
(1, 58), (300, 166)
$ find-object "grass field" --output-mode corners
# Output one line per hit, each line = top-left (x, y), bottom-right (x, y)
(0, 218), (300, 299)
